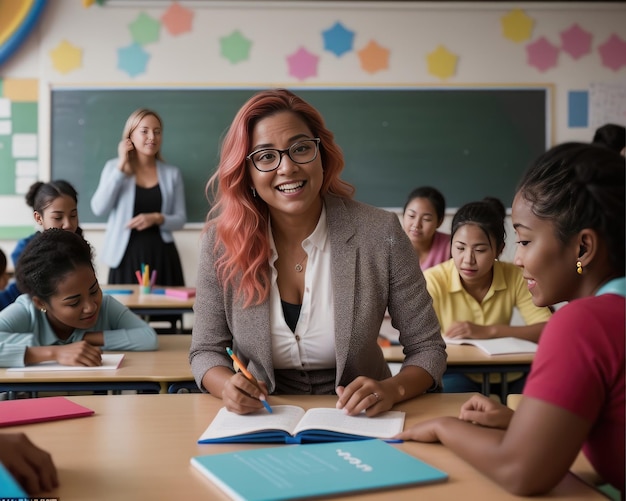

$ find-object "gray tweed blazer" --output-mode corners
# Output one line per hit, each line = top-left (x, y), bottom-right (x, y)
(189, 194), (446, 393)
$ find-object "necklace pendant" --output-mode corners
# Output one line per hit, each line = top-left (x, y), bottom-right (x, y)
(295, 263), (303, 273)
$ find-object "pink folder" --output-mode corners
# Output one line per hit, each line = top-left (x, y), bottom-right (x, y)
(0, 396), (94, 427)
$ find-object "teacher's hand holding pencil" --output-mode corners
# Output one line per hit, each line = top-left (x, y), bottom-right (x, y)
(226, 347), (272, 413)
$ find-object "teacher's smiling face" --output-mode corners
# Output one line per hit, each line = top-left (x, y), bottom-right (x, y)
(247, 111), (323, 222)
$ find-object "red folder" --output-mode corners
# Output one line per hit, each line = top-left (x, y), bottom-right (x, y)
(0, 396), (94, 427)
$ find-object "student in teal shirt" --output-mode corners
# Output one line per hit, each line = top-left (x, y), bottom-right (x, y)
(0, 229), (158, 368)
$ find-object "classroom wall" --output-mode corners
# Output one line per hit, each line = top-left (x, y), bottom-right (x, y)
(0, 1), (624, 286)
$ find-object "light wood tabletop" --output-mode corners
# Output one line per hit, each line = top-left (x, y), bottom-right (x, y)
(0, 335), (194, 395)
(5, 393), (605, 501)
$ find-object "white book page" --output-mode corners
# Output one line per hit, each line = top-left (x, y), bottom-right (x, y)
(6, 354), (124, 371)
(199, 405), (305, 440)
(293, 408), (405, 438)
(445, 337), (537, 355)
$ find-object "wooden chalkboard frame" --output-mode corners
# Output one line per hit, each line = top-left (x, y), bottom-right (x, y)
(50, 85), (552, 225)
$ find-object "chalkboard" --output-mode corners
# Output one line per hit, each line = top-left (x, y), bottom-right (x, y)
(51, 87), (549, 223)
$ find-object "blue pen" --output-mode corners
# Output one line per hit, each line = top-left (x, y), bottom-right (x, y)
(226, 347), (272, 413)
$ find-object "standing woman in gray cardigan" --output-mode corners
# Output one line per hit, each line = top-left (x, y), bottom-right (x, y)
(190, 89), (446, 416)
(90, 108), (186, 288)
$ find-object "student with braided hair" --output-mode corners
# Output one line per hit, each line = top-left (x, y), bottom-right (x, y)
(0, 229), (157, 367)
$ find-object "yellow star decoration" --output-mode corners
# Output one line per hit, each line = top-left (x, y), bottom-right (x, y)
(426, 45), (458, 80)
(82, 0), (95, 7)
(50, 40), (82, 74)
(501, 9), (534, 43)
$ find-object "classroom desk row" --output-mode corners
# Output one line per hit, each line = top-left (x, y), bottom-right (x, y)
(102, 284), (195, 317)
(6, 393), (605, 500)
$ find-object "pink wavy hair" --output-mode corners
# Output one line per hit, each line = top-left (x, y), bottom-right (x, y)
(204, 88), (355, 307)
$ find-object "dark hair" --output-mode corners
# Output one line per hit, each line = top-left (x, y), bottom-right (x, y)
(592, 123), (625, 154)
(517, 142), (625, 275)
(0, 248), (6, 275)
(16, 229), (94, 302)
(403, 186), (446, 223)
(451, 197), (506, 255)
(25, 180), (83, 236)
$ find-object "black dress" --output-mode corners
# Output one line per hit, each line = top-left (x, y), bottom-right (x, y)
(108, 184), (185, 331)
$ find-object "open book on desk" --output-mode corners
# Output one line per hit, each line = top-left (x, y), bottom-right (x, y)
(445, 337), (538, 356)
(6, 353), (124, 372)
(198, 405), (405, 444)
(192, 439), (447, 501)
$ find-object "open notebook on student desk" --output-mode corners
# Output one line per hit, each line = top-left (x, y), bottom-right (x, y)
(198, 405), (405, 444)
(444, 337), (538, 356)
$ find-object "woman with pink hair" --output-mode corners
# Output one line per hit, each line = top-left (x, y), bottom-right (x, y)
(190, 89), (446, 416)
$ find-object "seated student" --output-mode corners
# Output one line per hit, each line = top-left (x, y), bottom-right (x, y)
(190, 88), (446, 417)
(423, 197), (551, 395)
(0, 229), (158, 368)
(0, 248), (20, 311)
(402, 186), (450, 270)
(396, 143), (625, 497)
(0, 432), (57, 495)
(592, 123), (625, 156)
(12, 180), (83, 267)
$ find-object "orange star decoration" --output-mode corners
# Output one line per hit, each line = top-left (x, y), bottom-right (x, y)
(426, 45), (458, 80)
(82, 0), (95, 7)
(50, 40), (82, 74)
(501, 9), (534, 43)
(357, 40), (389, 74)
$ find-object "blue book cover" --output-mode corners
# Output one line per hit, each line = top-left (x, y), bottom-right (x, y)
(0, 463), (28, 498)
(197, 405), (405, 444)
(191, 439), (447, 500)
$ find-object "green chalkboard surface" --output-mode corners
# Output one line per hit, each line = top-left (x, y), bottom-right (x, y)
(51, 87), (548, 223)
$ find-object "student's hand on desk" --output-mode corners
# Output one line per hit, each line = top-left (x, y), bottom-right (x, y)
(445, 321), (492, 339)
(392, 417), (454, 443)
(222, 372), (269, 415)
(53, 341), (103, 367)
(458, 394), (513, 429)
(335, 377), (393, 417)
(0, 432), (58, 494)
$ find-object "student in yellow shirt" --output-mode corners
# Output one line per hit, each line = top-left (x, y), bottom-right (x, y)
(423, 197), (551, 395)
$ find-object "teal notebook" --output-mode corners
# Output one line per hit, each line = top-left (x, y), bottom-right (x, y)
(0, 463), (28, 498)
(198, 405), (405, 444)
(191, 439), (448, 500)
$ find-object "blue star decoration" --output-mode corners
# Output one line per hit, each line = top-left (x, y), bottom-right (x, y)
(322, 21), (355, 57)
(117, 43), (150, 77)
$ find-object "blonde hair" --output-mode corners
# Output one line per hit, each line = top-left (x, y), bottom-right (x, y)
(122, 108), (164, 162)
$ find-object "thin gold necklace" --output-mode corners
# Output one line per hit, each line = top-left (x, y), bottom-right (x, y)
(295, 253), (308, 272)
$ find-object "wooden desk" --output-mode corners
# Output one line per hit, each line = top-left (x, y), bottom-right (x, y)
(101, 284), (195, 316)
(7, 393), (604, 500)
(382, 344), (533, 401)
(0, 336), (195, 396)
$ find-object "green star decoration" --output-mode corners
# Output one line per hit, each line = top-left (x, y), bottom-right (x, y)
(129, 12), (161, 46)
(220, 30), (252, 64)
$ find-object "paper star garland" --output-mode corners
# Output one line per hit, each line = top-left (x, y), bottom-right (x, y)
(161, 2), (194, 36)
(501, 9), (534, 43)
(322, 22), (355, 57)
(357, 40), (389, 74)
(49, 40), (82, 74)
(286, 47), (319, 80)
(526, 37), (559, 72)
(598, 34), (626, 71)
(220, 31), (252, 64)
(426, 45), (458, 80)
(117, 43), (150, 77)
(560, 23), (592, 60)
(129, 12), (161, 46)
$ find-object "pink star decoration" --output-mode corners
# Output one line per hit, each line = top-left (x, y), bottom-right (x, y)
(161, 2), (194, 36)
(526, 37), (559, 72)
(598, 34), (626, 72)
(560, 24), (592, 60)
(286, 47), (319, 81)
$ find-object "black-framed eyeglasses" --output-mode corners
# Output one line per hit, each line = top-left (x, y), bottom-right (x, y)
(246, 138), (321, 172)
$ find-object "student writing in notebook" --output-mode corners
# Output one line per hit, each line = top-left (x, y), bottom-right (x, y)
(0, 432), (57, 495)
(423, 197), (551, 396)
(11, 180), (83, 268)
(0, 229), (158, 367)
(396, 143), (625, 498)
(190, 88), (446, 416)
(402, 186), (450, 270)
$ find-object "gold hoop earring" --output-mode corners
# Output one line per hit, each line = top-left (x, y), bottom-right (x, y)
(576, 261), (583, 275)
